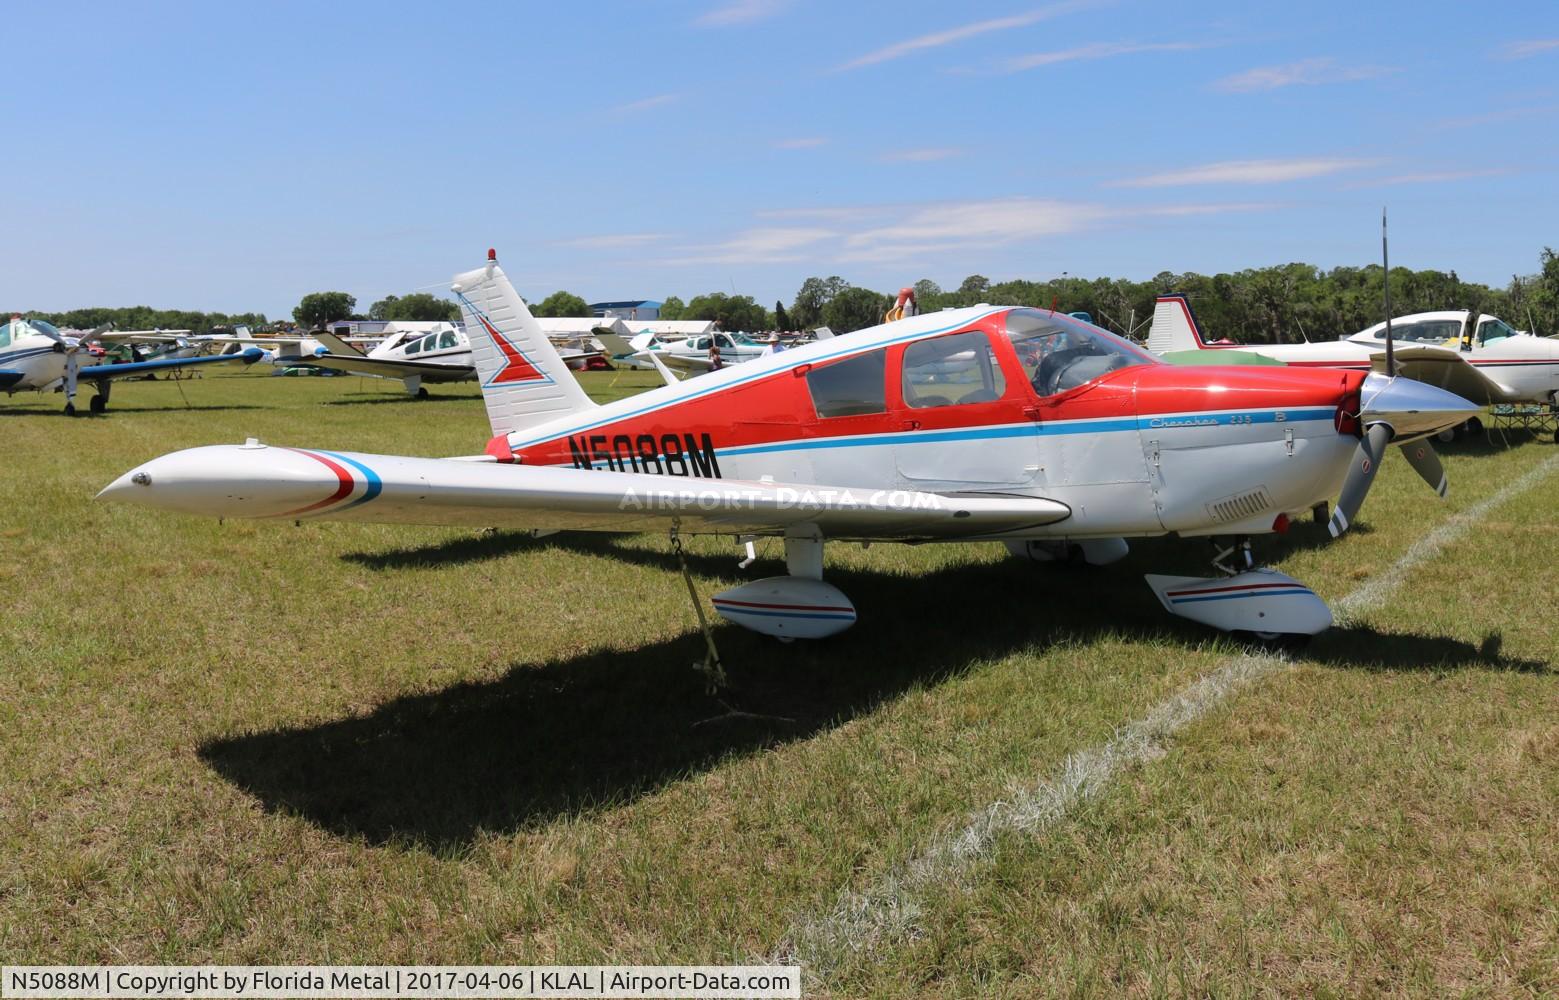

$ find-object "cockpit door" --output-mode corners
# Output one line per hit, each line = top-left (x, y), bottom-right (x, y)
(891, 329), (1040, 488)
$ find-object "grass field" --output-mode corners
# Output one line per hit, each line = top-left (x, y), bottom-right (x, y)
(2, 369), (1556, 996)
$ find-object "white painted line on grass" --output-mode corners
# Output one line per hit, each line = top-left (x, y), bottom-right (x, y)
(777, 450), (1559, 977)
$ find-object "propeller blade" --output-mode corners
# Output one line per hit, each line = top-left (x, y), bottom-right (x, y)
(1399, 439), (1448, 498)
(1329, 422), (1393, 537)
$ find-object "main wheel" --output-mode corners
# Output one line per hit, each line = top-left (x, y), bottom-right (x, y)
(64, 402), (76, 416)
(416, 387), (430, 400)
(89, 395), (106, 413)
(1464, 416), (1484, 436)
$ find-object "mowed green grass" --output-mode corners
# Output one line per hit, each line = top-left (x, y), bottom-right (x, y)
(2, 369), (1556, 995)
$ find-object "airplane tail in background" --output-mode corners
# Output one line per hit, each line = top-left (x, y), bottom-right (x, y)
(1146, 294), (1209, 355)
(452, 251), (597, 440)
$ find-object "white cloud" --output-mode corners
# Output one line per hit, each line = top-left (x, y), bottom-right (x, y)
(1212, 57), (1395, 93)
(836, 1), (1096, 71)
(611, 93), (680, 114)
(649, 197), (1269, 267)
(1349, 168), (1514, 188)
(997, 40), (1207, 73)
(663, 226), (836, 265)
(1114, 157), (1377, 187)
(558, 233), (672, 249)
(694, 0), (790, 27)
(840, 198), (1109, 261)
(880, 147), (966, 162)
(773, 137), (828, 149)
(1499, 38), (1559, 59)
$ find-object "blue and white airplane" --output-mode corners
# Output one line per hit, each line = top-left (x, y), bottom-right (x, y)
(1, 315), (263, 414)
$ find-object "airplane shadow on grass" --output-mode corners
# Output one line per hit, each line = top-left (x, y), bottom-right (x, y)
(201, 530), (1551, 849)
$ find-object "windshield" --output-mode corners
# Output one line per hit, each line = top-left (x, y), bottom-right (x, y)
(1477, 317), (1518, 344)
(1003, 309), (1156, 396)
(30, 318), (62, 339)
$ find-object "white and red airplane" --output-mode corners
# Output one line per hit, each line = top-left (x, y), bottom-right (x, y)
(1148, 294), (1559, 420)
(301, 323), (600, 397)
(99, 250), (1478, 654)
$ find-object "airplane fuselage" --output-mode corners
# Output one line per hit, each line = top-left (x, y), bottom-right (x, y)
(486, 307), (1367, 541)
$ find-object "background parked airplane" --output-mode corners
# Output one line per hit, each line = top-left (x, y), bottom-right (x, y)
(1, 315), (262, 413)
(1148, 294), (1559, 419)
(305, 322), (598, 397)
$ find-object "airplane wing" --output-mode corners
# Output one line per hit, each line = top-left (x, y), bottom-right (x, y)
(95, 331), (195, 343)
(79, 349), (264, 382)
(306, 353), (474, 380)
(100, 444), (1073, 541)
(1371, 344), (1512, 404)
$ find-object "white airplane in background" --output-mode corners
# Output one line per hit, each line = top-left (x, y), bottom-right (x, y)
(101, 249), (1479, 664)
(0, 316), (262, 414)
(305, 322), (600, 397)
(1148, 295), (1559, 432)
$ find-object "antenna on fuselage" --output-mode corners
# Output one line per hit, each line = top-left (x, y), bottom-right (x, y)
(1382, 208), (1397, 377)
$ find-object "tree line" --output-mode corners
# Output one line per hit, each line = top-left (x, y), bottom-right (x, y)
(15, 248), (1557, 340)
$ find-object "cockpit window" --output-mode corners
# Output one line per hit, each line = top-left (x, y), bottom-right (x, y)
(807, 348), (888, 418)
(438, 331), (457, 349)
(1003, 309), (1155, 397)
(902, 331), (1006, 408)
(31, 319), (61, 339)
(1382, 319), (1461, 344)
(1477, 317), (1518, 344)
(0, 318), (14, 350)
(406, 336), (423, 355)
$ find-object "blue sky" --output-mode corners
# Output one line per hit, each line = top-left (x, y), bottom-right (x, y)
(4, 1), (1557, 317)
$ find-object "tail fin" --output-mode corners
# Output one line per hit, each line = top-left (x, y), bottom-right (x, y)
(313, 330), (364, 357)
(451, 251), (597, 439)
(1146, 294), (1209, 354)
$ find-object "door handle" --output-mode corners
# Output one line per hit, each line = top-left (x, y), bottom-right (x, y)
(902, 419), (921, 431)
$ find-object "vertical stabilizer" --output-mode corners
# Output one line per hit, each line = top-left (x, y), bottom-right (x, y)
(1146, 294), (1209, 354)
(451, 250), (597, 439)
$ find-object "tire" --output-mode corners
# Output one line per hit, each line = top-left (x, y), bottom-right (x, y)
(1464, 416), (1483, 436)
(64, 402), (76, 416)
(89, 395), (106, 413)
(416, 387), (430, 400)
(1436, 427), (1456, 444)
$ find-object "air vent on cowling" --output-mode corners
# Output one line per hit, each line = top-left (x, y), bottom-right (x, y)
(1207, 487), (1272, 523)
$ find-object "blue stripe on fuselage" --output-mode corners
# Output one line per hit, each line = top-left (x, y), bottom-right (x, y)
(569, 406), (1337, 469)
